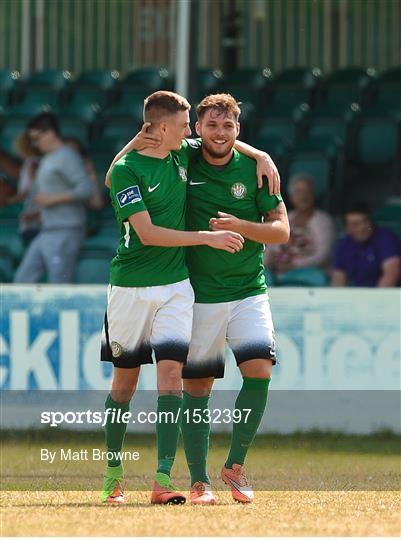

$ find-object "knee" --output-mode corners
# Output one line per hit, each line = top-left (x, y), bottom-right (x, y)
(110, 387), (135, 403)
(157, 361), (183, 394)
(240, 359), (273, 379)
(183, 377), (214, 397)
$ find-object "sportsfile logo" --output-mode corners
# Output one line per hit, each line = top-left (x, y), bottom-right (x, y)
(116, 185), (142, 208)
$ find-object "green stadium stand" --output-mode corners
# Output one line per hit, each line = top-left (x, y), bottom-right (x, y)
(277, 267), (329, 287)
(270, 67), (323, 107)
(0, 119), (27, 154)
(22, 69), (72, 91)
(83, 225), (120, 253)
(319, 67), (376, 107)
(0, 228), (24, 263)
(75, 251), (112, 283)
(370, 67), (401, 108)
(100, 90), (147, 123)
(59, 118), (89, 145)
(73, 69), (120, 90)
(0, 250), (14, 282)
(0, 70), (20, 107)
(119, 67), (172, 92)
(4, 101), (54, 120)
(354, 117), (399, 165)
(195, 69), (224, 99)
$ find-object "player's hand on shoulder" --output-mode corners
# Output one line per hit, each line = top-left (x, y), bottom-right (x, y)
(134, 122), (162, 151)
(206, 229), (244, 253)
(256, 152), (280, 195)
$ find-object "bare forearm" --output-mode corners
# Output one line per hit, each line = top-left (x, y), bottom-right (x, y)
(239, 220), (290, 244)
(331, 270), (347, 286)
(139, 226), (211, 247)
(377, 273), (400, 287)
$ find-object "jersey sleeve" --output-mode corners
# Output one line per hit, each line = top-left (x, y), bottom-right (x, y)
(178, 138), (202, 163)
(256, 178), (283, 214)
(110, 161), (147, 221)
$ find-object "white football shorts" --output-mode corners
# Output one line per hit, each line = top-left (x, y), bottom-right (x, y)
(183, 293), (276, 379)
(101, 279), (194, 368)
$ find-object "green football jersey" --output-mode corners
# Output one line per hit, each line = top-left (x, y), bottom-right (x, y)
(186, 149), (282, 303)
(109, 139), (201, 287)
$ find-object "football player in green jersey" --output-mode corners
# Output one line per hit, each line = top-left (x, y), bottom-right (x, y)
(181, 94), (290, 504)
(100, 91), (245, 505)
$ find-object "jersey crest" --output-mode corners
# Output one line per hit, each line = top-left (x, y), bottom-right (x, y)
(231, 182), (247, 199)
(178, 166), (187, 182)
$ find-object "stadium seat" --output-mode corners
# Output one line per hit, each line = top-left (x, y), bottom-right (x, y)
(270, 67), (323, 107)
(99, 90), (147, 123)
(352, 117), (399, 165)
(373, 202), (401, 239)
(94, 118), (140, 145)
(319, 67), (376, 107)
(118, 67), (172, 93)
(22, 69), (72, 91)
(0, 119), (28, 154)
(369, 67), (401, 108)
(0, 70), (20, 107)
(59, 118), (89, 145)
(286, 150), (333, 206)
(277, 267), (329, 287)
(0, 249), (14, 282)
(83, 225), (119, 253)
(195, 68), (224, 99)
(0, 227), (24, 263)
(75, 251), (112, 283)
(73, 69), (120, 90)
(4, 101), (54, 120)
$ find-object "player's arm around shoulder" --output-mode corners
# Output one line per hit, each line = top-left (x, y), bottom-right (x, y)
(210, 201), (290, 245)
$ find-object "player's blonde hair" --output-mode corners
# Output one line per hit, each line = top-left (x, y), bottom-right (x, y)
(143, 91), (190, 122)
(196, 93), (241, 121)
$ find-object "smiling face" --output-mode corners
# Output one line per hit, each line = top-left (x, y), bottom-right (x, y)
(195, 108), (240, 162)
(162, 109), (192, 151)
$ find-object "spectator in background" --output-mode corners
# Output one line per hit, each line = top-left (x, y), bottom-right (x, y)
(14, 113), (93, 283)
(265, 173), (335, 276)
(331, 203), (401, 287)
(64, 137), (104, 210)
(0, 148), (21, 205)
(5, 131), (42, 246)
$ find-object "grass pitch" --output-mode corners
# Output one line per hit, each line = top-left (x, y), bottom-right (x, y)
(1, 431), (400, 536)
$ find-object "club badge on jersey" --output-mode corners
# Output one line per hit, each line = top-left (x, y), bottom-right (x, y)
(231, 182), (247, 199)
(178, 166), (187, 182)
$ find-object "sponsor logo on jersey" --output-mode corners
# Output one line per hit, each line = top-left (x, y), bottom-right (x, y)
(148, 182), (160, 192)
(231, 182), (247, 199)
(178, 166), (187, 182)
(111, 341), (123, 358)
(116, 185), (142, 208)
(189, 179), (206, 186)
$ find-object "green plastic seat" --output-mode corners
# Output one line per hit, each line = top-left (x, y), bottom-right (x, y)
(271, 67), (323, 107)
(223, 68), (272, 89)
(196, 68), (224, 99)
(120, 67), (171, 91)
(99, 119), (140, 142)
(354, 117), (399, 165)
(0, 228), (24, 262)
(0, 250), (15, 282)
(372, 202), (401, 222)
(286, 151), (332, 202)
(74, 69), (120, 90)
(258, 118), (297, 146)
(0, 119), (27, 154)
(277, 267), (329, 287)
(75, 252), (112, 283)
(0, 70), (20, 91)
(4, 101), (53, 119)
(59, 118), (89, 145)
(321, 67), (376, 107)
(100, 91), (147, 123)
(23, 69), (72, 90)
(83, 226), (119, 253)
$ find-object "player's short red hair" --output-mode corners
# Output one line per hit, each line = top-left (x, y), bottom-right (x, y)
(144, 91), (190, 122)
(196, 93), (241, 121)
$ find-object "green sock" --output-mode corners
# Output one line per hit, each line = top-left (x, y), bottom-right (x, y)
(225, 377), (271, 469)
(156, 394), (182, 476)
(181, 391), (211, 485)
(104, 394), (130, 468)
